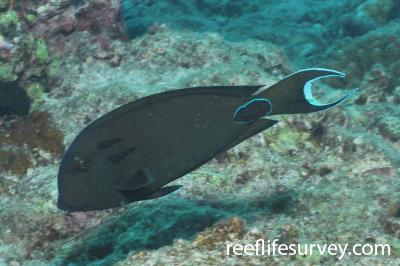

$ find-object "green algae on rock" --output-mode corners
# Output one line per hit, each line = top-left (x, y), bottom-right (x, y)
(0, 0), (9, 10)
(35, 39), (49, 65)
(0, 10), (18, 37)
(0, 63), (17, 82)
(26, 82), (46, 109)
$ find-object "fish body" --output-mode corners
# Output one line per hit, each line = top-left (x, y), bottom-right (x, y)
(57, 68), (356, 212)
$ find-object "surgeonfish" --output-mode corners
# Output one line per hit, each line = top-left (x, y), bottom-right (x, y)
(57, 68), (356, 212)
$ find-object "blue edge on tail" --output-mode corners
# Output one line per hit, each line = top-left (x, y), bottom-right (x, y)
(300, 68), (358, 109)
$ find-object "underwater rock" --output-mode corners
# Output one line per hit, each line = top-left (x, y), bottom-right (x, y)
(0, 33), (13, 50)
(53, 199), (230, 265)
(193, 217), (245, 250)
(123, 0), (400, 67)
(0, 10), (18, 37)
(0, 0), (9, 10)
(25, 82), (46, 109)
(276, 224), (299, 245)
(2, 111), (65, 155)
(0, 7), (54, 109)
(1, 1), (400, 265)
(0, 149), (32, 176)
(325, 21), (400, 89)
(346, 0), (396, 36)
(0, 63), (17, 82)
(380, 200), (400, 239)
(0, 111), (64, 175)
(58, 9), (76, 34)
(28, 0), (127, 58)
(353, 63), (394, 104)
(74, 1), (125, 39)
(377, 116), (400, 142)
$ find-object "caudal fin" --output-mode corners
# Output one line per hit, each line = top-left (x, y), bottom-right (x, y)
(255, 68), (357, 115)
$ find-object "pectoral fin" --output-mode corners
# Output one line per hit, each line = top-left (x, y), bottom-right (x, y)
(114, 169), (154, 191)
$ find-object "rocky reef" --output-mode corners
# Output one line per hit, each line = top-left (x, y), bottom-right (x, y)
(0, 0), (399, 265)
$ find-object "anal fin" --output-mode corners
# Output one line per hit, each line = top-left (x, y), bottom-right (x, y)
(219, 118), (278, 155)
(143, 185), (183, 200)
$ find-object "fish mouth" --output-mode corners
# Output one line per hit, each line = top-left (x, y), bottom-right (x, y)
(57, 194), (75, 211)
(57, 173), (96, 212)
(57, 194), (93, 212)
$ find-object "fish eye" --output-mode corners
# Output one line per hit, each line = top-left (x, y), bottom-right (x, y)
(73, 156), (91, 172)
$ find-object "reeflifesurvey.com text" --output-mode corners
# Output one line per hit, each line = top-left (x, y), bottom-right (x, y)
(226, 239), (390, 260)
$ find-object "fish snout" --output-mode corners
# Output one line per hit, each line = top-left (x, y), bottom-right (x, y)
(57, 172), (96, 212)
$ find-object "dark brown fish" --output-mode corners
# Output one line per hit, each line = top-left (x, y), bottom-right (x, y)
(57, 68), (356, 212)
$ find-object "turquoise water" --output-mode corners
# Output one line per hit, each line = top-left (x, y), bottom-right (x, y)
(0, 0), (399, 265)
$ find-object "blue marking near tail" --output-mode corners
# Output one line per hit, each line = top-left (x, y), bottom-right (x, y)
(233, 98), (273, 123)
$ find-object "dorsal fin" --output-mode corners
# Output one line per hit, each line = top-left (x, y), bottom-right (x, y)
(86, 85), (264, 130)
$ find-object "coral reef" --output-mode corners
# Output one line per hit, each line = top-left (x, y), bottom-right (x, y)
(341, 0), (398, 36)
(378, 116), (400, 142)
(0, 111), (64, 176)
(52, 199), (230, 265)
(121, 0), (400, 63)
(0, 10), (18, 37)
(193, 217), (246, 251)
(323, 21), (400, 91)
(0, 4), (53, 114)
(0, 0), (399, 265)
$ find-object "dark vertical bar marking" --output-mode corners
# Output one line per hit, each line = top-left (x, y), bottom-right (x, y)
(97, 137), (123, 150)
(108, 146), (136, 164)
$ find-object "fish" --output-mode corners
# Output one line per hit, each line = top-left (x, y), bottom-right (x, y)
(57, 68), (357, 212)
(0, 81), (31, 115)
